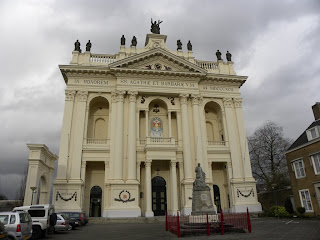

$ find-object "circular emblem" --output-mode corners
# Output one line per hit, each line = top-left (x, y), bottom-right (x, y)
(154, 63), (162, 70)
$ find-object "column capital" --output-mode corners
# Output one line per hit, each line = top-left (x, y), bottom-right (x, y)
(105, 161), (109, 168)
(191, 94), (201, 105)
(77, 91), (88, 101)
(170, 161), (177, 167)
(179, 93), (189, 105)
(65, 90), (76, 101)
(223, 98), (233, 108)
(81, 161), (87, 168)
(145, 160), (152, 167)
(116, 90), (126, 102)
(233, 98), (242, 108)
(111, 91), (117, 103)
(137, 162), (141, 167)
(128, 90), (138, 102)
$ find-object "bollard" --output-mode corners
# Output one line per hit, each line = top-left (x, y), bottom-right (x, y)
(220, 209), (224, 235)
(206, 213), (210, 236)
(177, 210), (181, 237)
(247, 207), (252, 233)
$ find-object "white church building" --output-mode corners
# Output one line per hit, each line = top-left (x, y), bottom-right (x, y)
(23, 25), (261, 218)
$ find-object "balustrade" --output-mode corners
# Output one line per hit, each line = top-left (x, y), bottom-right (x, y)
(90, 54), (116, 65)
(195, 60), (218, 70)
(207, 140), (226, 146)
(86, 138), (109, 144)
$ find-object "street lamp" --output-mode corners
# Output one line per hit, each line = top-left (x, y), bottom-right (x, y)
(30, 187), (37, 205)
(271, 183), (279, 219)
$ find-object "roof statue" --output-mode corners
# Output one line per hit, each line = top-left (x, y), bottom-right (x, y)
(151, 18), (163, 34)
(216, 49), (222, 61)
(86, 40), (92, 52)
(226, 51), (232, 61)
(177, 40), (182, 50)
(187, 40), (192, 51)
(74, 40), (81, 52)
(131, 36), (137, 47)
(121, 35), (125, 46)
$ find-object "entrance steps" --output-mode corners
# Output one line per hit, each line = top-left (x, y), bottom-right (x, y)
(88, 216), (166, 224)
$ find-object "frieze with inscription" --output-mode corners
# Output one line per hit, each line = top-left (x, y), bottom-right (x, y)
(202, 85), (234, 92)
(119, 79), (196, 88)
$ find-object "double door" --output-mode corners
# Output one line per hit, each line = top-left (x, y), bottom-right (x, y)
(152, 185), (167, 216)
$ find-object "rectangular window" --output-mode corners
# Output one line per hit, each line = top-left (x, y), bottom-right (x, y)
(311, 153), (320, 175)
(292, 159), (306, 178)
(28, 210), (45, 217)
(299, 189), (313, 212)
(306, 126), (320, 141)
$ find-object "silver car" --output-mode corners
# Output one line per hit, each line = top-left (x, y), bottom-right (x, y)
(54, 214), (70, 232)
(0, 211), (32, 240)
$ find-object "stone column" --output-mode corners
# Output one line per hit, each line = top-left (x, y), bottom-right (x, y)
(145, 160), (154, 217)
(168, 111), (172, 138)
(170, 161), (179, 212)
(199, 100), (209, 178)
(57, 90), (76, 180)
(179, 94), (193, 181)
(109, 92), (117, 179)
(104, 161), (109, 183)
(176, 111), (182, 147)
(226, 162), (234, 207)
(70, 91), (88, 180)
(127, 91), (138, 182)
(136, 110), (140, 142)
(234, 98), (254, 180)
(114, 90), (126, 181)
(136, 162), (141, 182)
(145, 110), (149, 138)
(223, 98), (242, 179)
(81, 161), (87, 183)
(191, 94), (205, 172)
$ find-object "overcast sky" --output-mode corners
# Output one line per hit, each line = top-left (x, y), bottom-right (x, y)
(1, 0), (319, 199)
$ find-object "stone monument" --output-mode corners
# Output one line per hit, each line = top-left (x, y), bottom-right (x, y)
(191, 163), (216, 215)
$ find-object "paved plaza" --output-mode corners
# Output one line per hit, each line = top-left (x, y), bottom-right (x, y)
(48, 218), (320, 240)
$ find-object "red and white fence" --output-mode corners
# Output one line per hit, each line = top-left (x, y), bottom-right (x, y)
(166, 208), (252, 237)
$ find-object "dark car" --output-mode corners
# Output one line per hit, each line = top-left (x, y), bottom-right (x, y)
(82, 213), (88, 225)
(59, 212), (87, 226)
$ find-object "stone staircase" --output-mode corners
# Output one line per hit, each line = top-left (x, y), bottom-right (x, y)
(88, 216), (166, 224)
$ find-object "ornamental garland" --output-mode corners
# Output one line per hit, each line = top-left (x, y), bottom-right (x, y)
(237, 189), (254, 198)
(56, 191), (77, 201)
(114, 190), (135, 203)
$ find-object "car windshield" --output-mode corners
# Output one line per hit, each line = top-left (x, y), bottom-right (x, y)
(60, 214), (68, 220)
(69, 213), (80, 218)
(0, 215), (9, 225)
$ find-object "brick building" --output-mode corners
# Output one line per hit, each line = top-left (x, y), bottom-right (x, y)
(286, 103), (320, 216)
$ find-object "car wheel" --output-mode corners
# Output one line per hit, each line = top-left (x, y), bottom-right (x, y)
(32, 226), (42, 240)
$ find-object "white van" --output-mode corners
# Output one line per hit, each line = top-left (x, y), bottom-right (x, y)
(13, 205), (56, 239)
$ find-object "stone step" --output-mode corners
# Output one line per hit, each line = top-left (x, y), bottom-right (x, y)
(88, 216), (166, 224)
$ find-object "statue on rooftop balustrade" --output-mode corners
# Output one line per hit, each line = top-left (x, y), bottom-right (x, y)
(74, 40), (81, 52)
(151, 18), (163, 34)
(121, 35), (126, 46)
(187, 40), (192, 51)
(216, 50), (222, 61)
(131, 36), (137, 47)
(86, 40), (92, 52)
(226, 51), (232, 61)
(177, 40), (182, 50)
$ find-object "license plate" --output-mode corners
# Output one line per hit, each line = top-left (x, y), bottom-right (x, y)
(24, 236), (29, 239)
(75, 222), (78, 224)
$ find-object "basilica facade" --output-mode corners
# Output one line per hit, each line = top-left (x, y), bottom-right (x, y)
(52, 31), (261, 217)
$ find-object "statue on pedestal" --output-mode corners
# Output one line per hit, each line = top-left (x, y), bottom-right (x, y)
(216, 50), (222, 61)
(131, 36), (137, 47)
(187, 40), (192, 51)
(121, 35), (126, 46)
(226, 51), (232, 61)
(74, 40), (81, 52)
(151, 18), (163, 34)
(86, 40), (92, 52)
(191, 163), (216, 215)
(177, 40), (182, 50)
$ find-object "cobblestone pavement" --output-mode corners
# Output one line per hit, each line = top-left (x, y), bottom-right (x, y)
(47, 218), (320, 240)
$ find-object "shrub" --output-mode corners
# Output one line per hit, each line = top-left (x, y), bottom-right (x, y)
(268, 206), (290, 217)
(297, 207), (305, 215)
(285, 197), (294, 214)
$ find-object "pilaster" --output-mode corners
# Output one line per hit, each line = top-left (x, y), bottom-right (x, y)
(145, 160), (154, 217)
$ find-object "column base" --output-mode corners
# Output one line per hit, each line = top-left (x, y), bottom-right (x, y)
(144, 210), (154, 217)
(181, 207), (192, 216)
(52, 182), (83, 212)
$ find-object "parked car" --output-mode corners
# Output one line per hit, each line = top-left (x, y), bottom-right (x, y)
(13, 204), (57, 239)
(0, 211), (32, 240)
(0, 221), (8, 240)
(59, 212), (87, 226)
(57, 213), (78, 230)
(54, 214), (70, 232)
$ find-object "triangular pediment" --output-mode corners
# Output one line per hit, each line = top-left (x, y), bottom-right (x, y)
(108, 48), (207, 74)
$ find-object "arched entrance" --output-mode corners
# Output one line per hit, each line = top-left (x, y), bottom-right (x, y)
(152, 176), (167, 216)
(213, 185), (221, 213)
(90, 186), (102, 217)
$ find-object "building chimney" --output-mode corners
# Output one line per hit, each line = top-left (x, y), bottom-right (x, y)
(312, 102), (320, 120)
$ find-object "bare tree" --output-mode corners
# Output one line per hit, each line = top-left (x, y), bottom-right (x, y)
(248, 121), (292, 191)
(0, 194), (8, 200)
(16, 165), (28, 201)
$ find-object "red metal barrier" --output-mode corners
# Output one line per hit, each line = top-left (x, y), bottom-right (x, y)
(206, 213), (210, 236)
(177, 211), (181, 237)
(220, 209), (224, 235)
